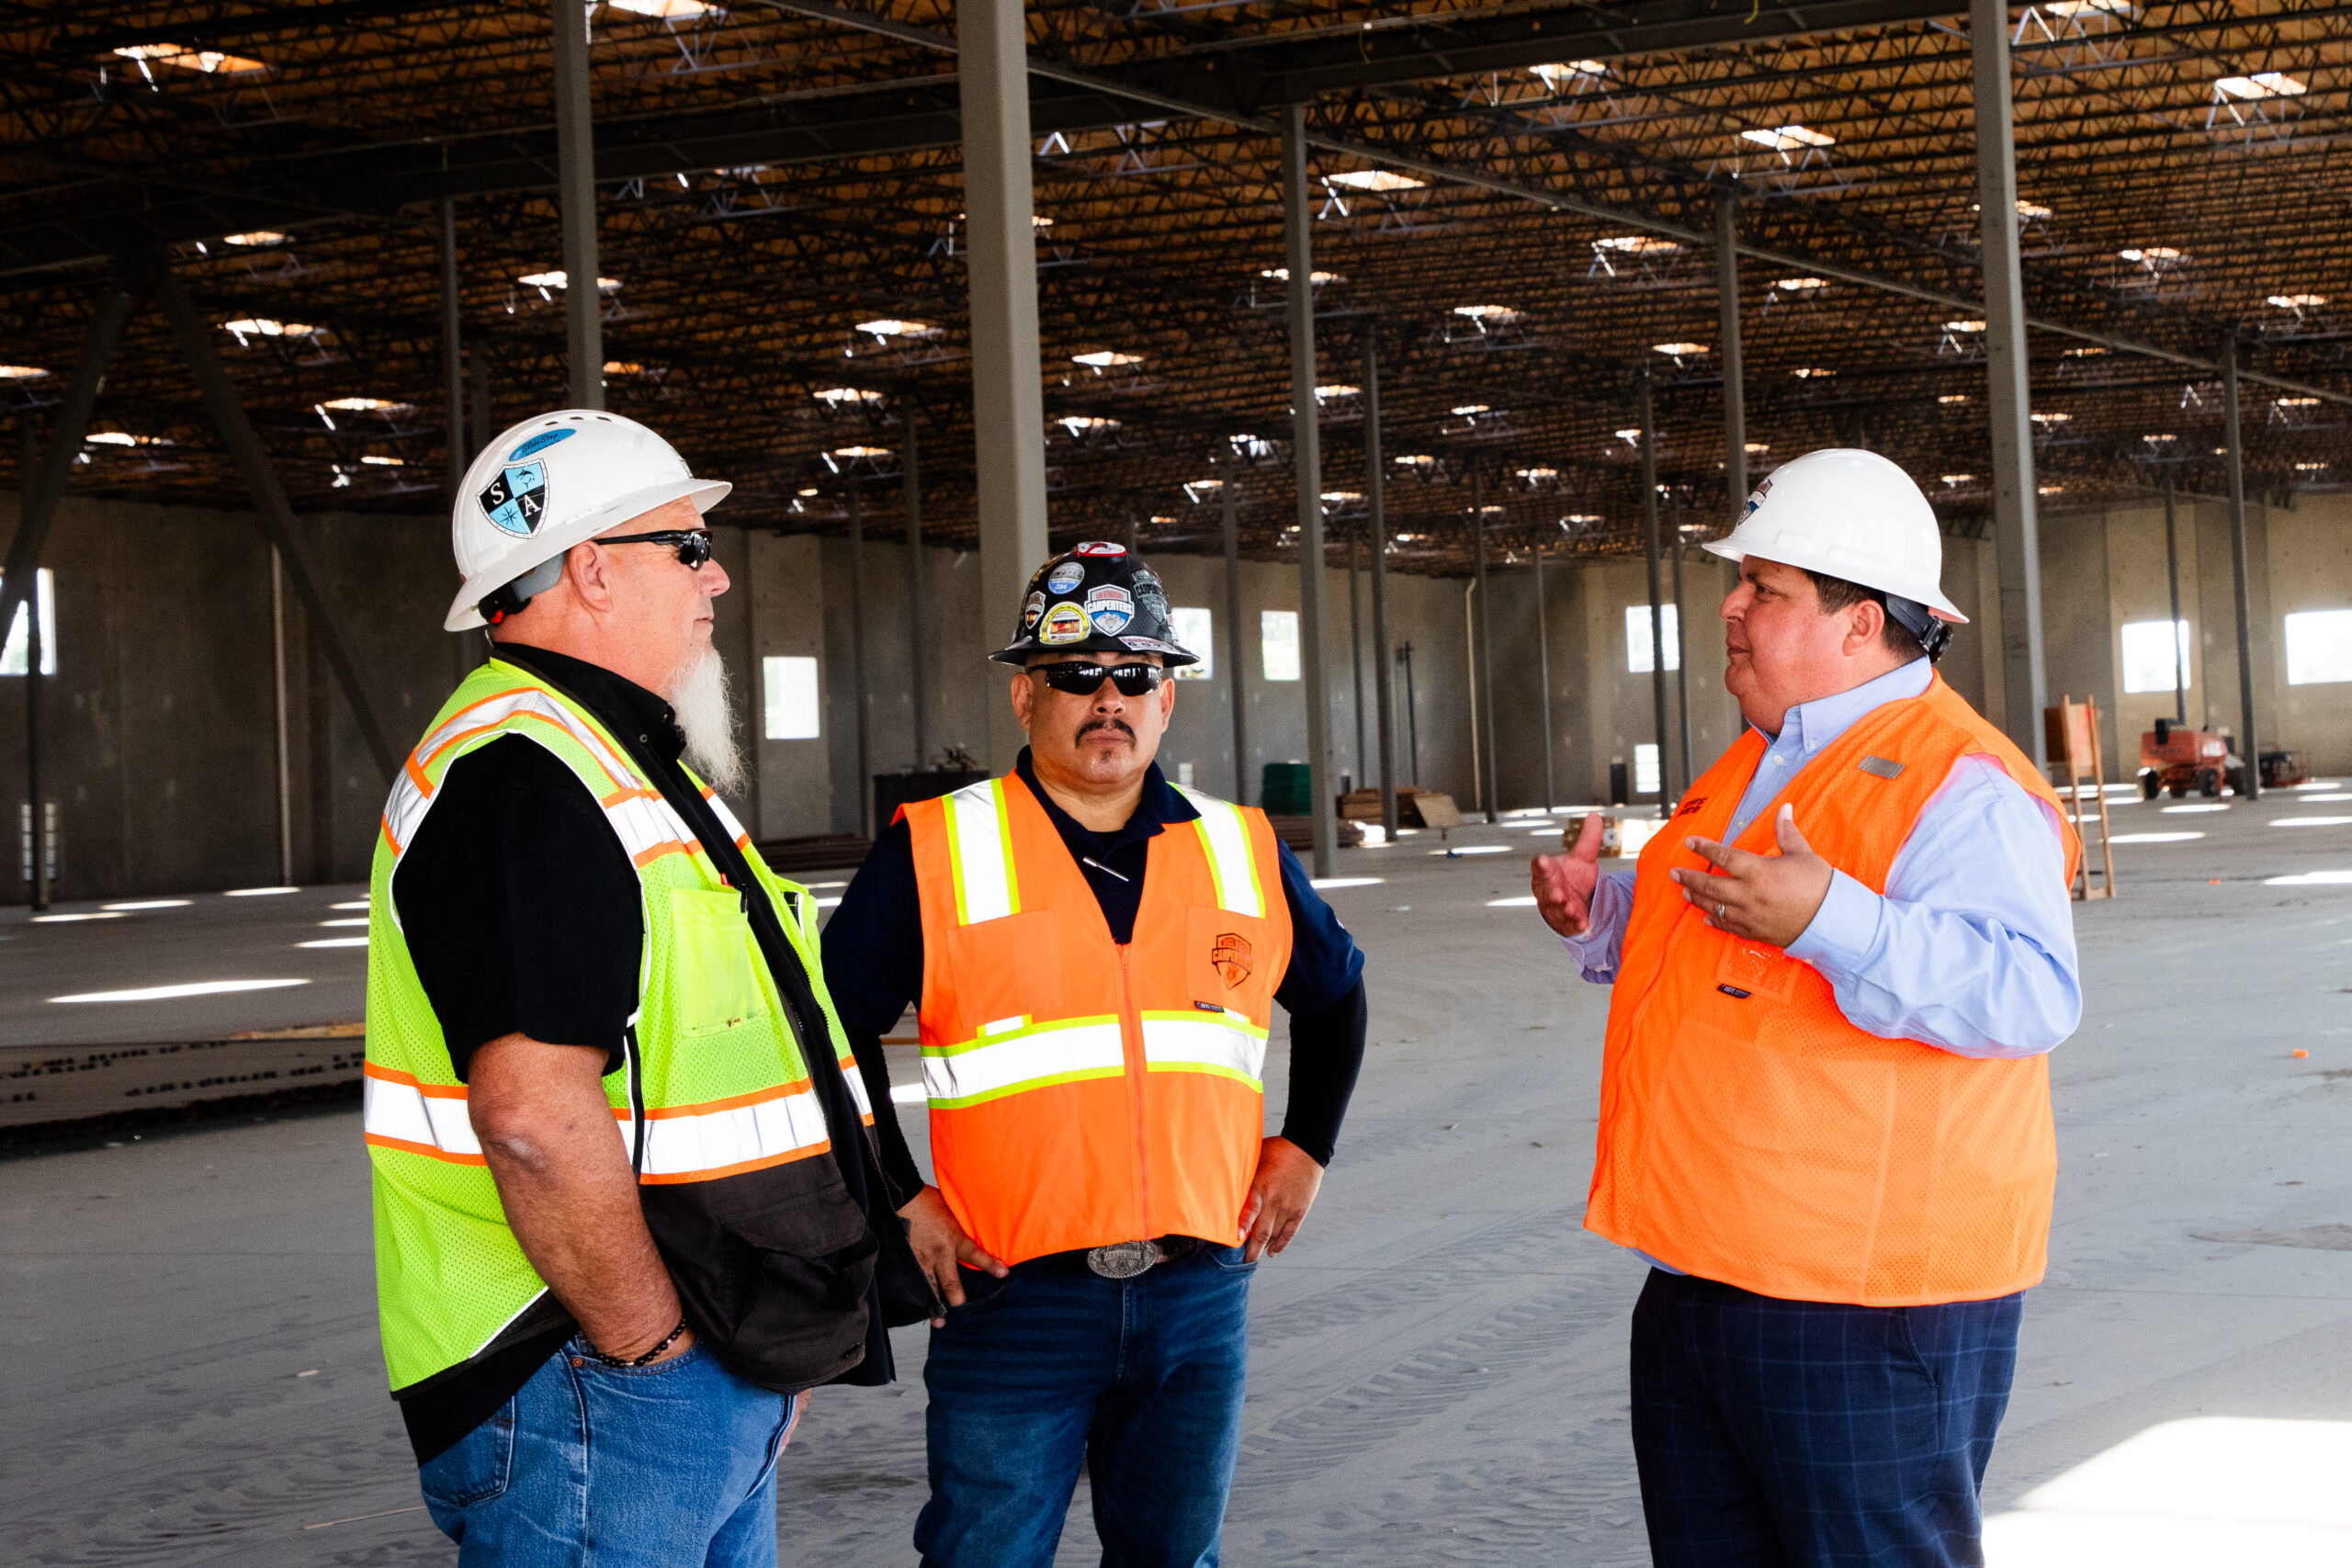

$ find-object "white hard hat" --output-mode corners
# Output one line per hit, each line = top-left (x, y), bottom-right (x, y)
(1704, 447), (1965, 623)
(445, 409), (731, 631)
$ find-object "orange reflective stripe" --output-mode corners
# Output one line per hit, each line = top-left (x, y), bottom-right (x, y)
(637, 1144), (830, 1185)
(631, 837), (701, 868)
(1587, 674), (2069, 1307)
(363, 1133), (487, 1167)
(640, 1078), (813, 1119)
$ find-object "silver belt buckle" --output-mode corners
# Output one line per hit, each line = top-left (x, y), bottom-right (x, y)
(1086, 1240), (1160, 1279)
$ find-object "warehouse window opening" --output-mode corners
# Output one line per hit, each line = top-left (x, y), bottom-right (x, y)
(1, 569), (56, 676)
(1634, 743), (1661, 796)
(1170, 607), (1214, 680)
(2284, 610), (2352, 685)
(2120, 619), (2192, 694)
(1261, 611), (1301, 682)
(1625, 604), (1679, 673)
(763, 656), (821, 739)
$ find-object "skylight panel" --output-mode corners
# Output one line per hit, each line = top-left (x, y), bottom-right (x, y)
(2217, 73), (2305, 100)
(1774, 276), (1829, 291)
(1594, 235), (1679, 253)
(0, 365), (48, 380)
(518, 271), (619, 291)
(1059, 415), (1120, 434)
(223, 231), (288, 246)
(1741, 124), (1835, 152)
(322, 397), (411, 412)
(1653, 341), (1708, 355)
(608, 0), (722, 16)
(1532, 61), (1608, 89)
(1260, 268), (1343, 285)
(815, 387), (883, 405)
(222, 318), (317, 342)
(1072, 350), (1143, 368)
(114, 43), (266, 74)
(2269, 293), (2327, 309)
(855, 318), (934, 338)
(1327, 170), (1424, 193)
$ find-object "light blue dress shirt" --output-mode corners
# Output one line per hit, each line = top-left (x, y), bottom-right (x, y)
(1562, 657), (2081, 1059)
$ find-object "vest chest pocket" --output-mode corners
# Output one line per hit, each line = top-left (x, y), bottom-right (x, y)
(943, 910), (1063, 1039)
(1716, 935), (1802, 1004)
(1187, 908), (1274, 1020)
(666, 887), (771, 1039)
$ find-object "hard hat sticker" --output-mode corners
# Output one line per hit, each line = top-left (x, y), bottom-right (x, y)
(1120, 635), (1182, 657)
(1083, 584), (1134, 635)
(1023, 591), (1046, 629)
(1045, 560), (1086, 594)
(1040, 603), (1091, 644)
(1129, 568), (1170, 623)
(480, 460), (549, 537)
(508, 428), (577, 462)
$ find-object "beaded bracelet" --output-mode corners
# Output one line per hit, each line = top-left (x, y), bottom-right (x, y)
(585, 1318), (690, 1369)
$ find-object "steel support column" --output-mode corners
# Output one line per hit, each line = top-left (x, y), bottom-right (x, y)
(1469, 463), (1498, 822)
(0, 287), (137, 651)
(1716, 193), (1748, 513)
(1533, 536), (1555, 809)
(1363, 331), (1398, 839)
(552, 0), (602, 410)
(847, 475), (871, 834)
(2163, 472), (2187, 726)
(1281, 102), (1334, 876)
(959, 0), (1051, 770)
(438, 199), (467, 495)
(156, 268), (401, 781)
(903, 405), (929, 770)
(1671, 526), (1692, 790)
(2222, 335), (2259, 800)
(1641, 369), (1670, 815)
(1347, 528), (1364, 788)
(1220, 459), (1249, 802)
(1972, 0), (2047, 765)
(470, 351), (492, 457)
(25, 544), (45, 910)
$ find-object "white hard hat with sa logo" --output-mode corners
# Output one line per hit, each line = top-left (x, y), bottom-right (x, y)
(446, 409), (731, 631)
(1705, 447), (1965, 623)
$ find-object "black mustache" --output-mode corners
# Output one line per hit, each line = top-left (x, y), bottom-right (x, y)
(1079, 718), (1136, 741)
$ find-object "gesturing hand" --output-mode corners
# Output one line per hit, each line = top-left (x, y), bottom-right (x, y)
(898, 1185), (1007, 1327)
(1668, 805), (1834, 949)
(1530, 813), (1606, 938)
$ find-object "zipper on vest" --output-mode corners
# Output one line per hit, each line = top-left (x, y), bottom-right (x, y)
(622, 1021), (647, 1179)
(1118, 943), (1154, 1240)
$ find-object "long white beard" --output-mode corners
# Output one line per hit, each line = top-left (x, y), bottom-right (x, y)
(667, 645), (746, 797)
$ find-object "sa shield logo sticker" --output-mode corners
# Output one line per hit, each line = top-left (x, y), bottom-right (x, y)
(480, 461), (548, 537)
(1041, 603), (1091, 644)
(1210, 932), (1253, 988)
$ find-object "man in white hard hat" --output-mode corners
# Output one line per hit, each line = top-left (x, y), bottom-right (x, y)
(1531, 448), (2082, 1567)
(364, 410), (923, 1565)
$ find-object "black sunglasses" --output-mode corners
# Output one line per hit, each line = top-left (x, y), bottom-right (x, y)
(600, 529), (713, 569)
(1028, 661), (1166, 697)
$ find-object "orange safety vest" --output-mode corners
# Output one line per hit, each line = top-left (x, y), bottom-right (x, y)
(902, 774), (1294, 1267)
(1586, 674), (2081, 1307)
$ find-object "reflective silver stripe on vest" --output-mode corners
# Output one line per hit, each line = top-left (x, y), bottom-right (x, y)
(1140, 1011), (1271, 1090)
(921, 1016), (1125, 1108)
(363, 1066), (483, 1161)
(1172, 785), (1265, 918)
(637, 1084), (832, 1181)
(944, 779), (1019, 926)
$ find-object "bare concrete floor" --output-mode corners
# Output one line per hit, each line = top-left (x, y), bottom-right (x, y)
(7, 784), (2352, 1564)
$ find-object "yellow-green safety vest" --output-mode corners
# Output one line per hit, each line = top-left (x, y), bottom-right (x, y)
(363, 658), (876, 1393)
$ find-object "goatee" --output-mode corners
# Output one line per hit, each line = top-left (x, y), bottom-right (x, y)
(665, 644), (747, 797)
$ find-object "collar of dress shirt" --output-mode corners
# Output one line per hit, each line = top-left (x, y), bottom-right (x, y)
(1756, 654), (1936, 758)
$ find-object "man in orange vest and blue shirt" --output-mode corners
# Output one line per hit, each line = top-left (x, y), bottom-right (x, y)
(1532, 449), (2081, 1567)
(823, 542), (1368, 1567)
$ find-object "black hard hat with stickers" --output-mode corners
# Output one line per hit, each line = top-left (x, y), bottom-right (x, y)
(989, 541), (1201, 667)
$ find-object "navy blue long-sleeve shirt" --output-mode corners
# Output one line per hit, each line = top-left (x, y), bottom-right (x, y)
(822, 751), (1367, 1199)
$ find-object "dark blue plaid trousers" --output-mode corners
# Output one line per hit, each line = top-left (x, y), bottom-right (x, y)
(1630, 1269), (2022, 1568)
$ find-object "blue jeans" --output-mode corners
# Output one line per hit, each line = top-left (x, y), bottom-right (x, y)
(914, 1244), (1258, 1568)
(1630, 1269), (2022, 1568)
(418, 1334), (801, 1567)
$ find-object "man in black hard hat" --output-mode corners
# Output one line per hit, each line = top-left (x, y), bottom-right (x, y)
(823, 543), (1371, 1566)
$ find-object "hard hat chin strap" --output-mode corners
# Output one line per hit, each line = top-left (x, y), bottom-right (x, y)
(1882, 594), (1952, 665)
(479, 552), (567, 625)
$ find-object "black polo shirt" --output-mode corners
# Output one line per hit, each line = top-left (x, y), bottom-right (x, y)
(388, 641), (898, 1462)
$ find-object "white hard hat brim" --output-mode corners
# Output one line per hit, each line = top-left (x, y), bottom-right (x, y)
(445, 476), (732, 631)
(1702, 536), (1967, 623)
